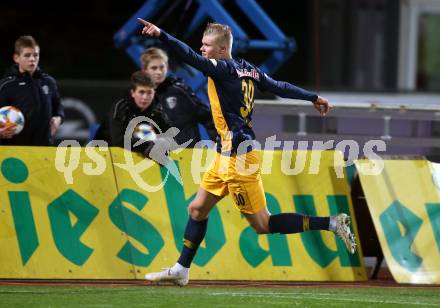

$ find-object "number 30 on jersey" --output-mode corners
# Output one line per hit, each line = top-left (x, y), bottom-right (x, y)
(240, 79), (254, 119)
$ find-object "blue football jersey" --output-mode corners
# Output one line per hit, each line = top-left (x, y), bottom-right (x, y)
(159, 31), (318, 154)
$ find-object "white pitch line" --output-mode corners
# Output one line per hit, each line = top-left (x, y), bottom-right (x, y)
(2, 288), (438, 307)
(207, 291), (440, 307)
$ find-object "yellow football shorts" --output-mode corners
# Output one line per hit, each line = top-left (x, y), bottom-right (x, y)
(200, 150), (266, 214)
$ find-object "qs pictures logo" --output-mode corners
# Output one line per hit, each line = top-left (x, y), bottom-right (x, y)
(54, 117), (192, 192)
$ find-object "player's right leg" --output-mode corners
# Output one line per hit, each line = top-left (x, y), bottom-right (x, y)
(228, 149), (357, 254)
(145, 187), (224, 286)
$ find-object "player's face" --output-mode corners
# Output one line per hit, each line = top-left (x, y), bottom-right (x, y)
(14, 47), (40, 75)
(131, 85), (155, 111)
(200, 34), (223, 59)
(144, 58), (168, 85)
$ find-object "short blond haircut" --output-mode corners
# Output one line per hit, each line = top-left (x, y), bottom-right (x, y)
(140, 47), (169, 69)
(203, 23), (233, 49)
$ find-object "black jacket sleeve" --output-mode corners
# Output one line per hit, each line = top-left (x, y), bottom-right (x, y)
(151, 104), (171, 133)
(48, 76), (65, 121)
(175, 82), (217, 141)
(192, 101), (217, 141)
(107, 105), (147, 154)
(108, 111), (127, 149)
(0, 76), (14, 105)
(96, 99), (129, 148)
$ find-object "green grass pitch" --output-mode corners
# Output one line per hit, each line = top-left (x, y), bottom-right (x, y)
(1, 285), (439, 307)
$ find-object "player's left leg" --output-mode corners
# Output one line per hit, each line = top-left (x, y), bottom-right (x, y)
(144, 187), (223, 286)
(145, 153), (228, 286)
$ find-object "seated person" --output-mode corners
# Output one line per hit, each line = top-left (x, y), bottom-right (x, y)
(95, 71), (170, 157)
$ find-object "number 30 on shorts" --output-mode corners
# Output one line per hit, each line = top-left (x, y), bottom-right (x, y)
(233, 192), (246, 207)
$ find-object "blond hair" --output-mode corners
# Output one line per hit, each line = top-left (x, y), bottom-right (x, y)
(14, 35), (38, 55)
(203, 23), (233, 49)
(140, 47), (168, 69)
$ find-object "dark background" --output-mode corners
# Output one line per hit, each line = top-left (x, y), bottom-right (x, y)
(0, 0), (314, 86)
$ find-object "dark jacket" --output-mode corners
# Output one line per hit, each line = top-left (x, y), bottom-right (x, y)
(0, 65), (64, 145)
(156, 76), (216, 147)
(95, 96), (170, 154)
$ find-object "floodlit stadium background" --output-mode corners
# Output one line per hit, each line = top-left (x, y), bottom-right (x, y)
(1, 0), (440, 289)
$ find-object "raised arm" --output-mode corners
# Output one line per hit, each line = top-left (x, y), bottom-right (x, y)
(138, 18), (225, 77)
(259, 72), (332, 116)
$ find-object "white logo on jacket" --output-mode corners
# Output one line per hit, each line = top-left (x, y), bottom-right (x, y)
(165, 96), (177, 109)
(42, 85), (49, 95)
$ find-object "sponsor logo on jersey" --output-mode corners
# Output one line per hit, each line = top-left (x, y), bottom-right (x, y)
(236, 68), (260, 81)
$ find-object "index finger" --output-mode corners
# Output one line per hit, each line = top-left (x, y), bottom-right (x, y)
(323, 104), (331, 115)
(137, 18), (150, 26)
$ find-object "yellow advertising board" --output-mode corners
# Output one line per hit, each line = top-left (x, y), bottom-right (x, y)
(356, 159), (440, 284)
(0, 146), (134, 278)
(0, 146), (366, 281)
